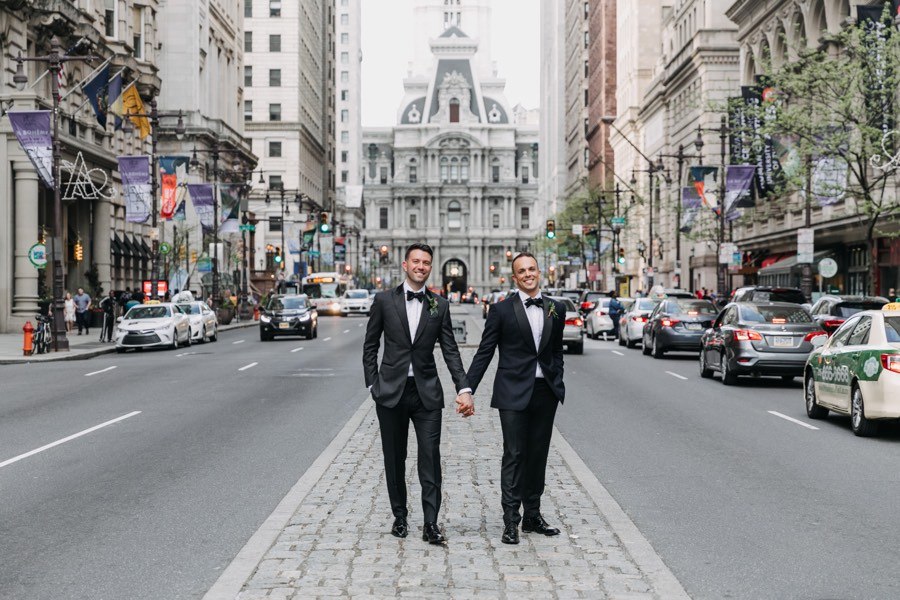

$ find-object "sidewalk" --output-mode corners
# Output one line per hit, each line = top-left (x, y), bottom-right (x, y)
(0, 319), (257, 365)
(205, 346), (689, 599)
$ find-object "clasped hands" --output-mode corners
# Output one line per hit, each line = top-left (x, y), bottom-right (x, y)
(455, 391), (475, 418)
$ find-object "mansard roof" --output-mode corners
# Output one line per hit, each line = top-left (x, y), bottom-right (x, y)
(438, 25), (469, 38)
(428, 59), (481, 122)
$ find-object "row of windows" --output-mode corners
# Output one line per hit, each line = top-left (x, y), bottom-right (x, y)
(245, 0), (282, 18)
(371, 164), (529, 185)
(102, 1), (145, 60)
(244, 67), (282, 87)
(244, 32), (281, 53)
(376, 206), (531, 230)
(244, 101), (281, 121)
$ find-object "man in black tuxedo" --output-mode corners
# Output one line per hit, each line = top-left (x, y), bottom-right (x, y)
(461, 252), (565, 544)
(363, 243), (472, 544)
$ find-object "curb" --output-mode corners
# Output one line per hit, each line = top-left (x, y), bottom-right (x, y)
(0, 320), (257, 365)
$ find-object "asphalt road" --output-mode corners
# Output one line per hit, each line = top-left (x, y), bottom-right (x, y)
(557, 333), (900, 600)
(0, 316), (370, 600)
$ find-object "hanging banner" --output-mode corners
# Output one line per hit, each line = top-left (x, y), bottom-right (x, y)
(187, 184), (215, 233)
(173, 197), (187, 221)
(334, 242), (346, 263)
(858, 5), (895, 155)
(811, 156), (849, 206)
(219, 184), (241, 234)
(680, 187), (701, 233)
(159, 156), (189, 220)
(118, 155), (152, 223)
(738, 83), (780, 196)
(8, 111), (54, 189)
(724, 165), (756, 211)
(689, 166), (719, 215)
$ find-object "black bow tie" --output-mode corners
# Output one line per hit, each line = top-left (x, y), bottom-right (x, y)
(525, 297), (543, 308)
(406, 290), (426, 302)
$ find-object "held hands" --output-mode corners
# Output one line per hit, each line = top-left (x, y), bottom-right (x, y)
(455, 391), (475, 418)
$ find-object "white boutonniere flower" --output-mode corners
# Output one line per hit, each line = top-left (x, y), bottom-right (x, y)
(547, 301), (558, 320)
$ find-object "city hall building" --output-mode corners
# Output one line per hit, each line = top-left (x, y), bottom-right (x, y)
(361, 1), (539, 295)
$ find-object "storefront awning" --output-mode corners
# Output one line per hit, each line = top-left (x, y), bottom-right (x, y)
(141, 239), (152, 260)
(111, 234), (124, 256)
(759, 250), (833, 276)
(121, 235), (136, 257)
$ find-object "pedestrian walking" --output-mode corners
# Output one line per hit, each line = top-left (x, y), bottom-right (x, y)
(889, 287), (898, 302)
(608, 291), (624, 340)
(464, 252), (566, 545)
(73, 287), (92, 335)
(362, 242), (472, 544)
(64, 292), (76, 333)
(99, 291), (117, 342)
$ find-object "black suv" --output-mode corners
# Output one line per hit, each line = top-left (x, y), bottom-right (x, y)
(731, 285), (806, 305)
(808, 294), (888, 334)
(260, 294), (318, 341)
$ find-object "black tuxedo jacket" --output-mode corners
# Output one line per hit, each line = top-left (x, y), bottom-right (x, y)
(363, 285), (468, 410)
(467, 293), (566, 411)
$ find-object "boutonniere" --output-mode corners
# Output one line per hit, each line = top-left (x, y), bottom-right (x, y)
(428, 296), (439, 317)
(547, 302), (558, 320)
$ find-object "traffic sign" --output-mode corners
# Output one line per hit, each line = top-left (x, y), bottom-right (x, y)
(611, 217), (626, 227)
(818, 257), (838, 278)
(308, 250), (320, 257)
(28, 243), (47, 269)
(239, 224), (256, 232)
(797, 228), (814, 264)
(159, 242), (171, 255)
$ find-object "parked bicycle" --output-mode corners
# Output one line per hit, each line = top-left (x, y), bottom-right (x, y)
(32, 314), (52, 355)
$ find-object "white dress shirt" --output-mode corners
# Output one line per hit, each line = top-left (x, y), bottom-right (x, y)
(403, 281), (425, 376)
(518, 289), (545, 378)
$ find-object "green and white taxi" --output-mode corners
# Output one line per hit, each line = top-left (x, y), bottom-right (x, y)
(804, 303), (900, 436)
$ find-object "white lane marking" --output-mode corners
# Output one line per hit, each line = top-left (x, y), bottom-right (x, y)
(238, 362), (258, 371)
(665, 371), (689, 381)
(322, 337), (332, 341)
(291, 347), (305, 353)
(0, 411), (142, 470)
(85, 366), (117, 377)
(175, 352), (198, 358)
(232, 340), (245, 345)
(292, 373), (335, 377)
(343, 329), (350, 334)
(611, 351), (624, 356)
(358, 323), (364, 327)
(768, 411), (819, 430)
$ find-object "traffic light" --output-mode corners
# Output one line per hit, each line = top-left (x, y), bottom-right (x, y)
(546, 219), (556, 239)
(617, 248), (626, 265)
(73, 240), (83, 262)
(274, 246), (283, 265)
(319, 212), (331, 234)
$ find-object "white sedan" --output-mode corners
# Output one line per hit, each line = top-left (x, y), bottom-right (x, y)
(176, 301), (219, 343)
(115, 303), (192, 352)
(618, 297), (662, 348)
(340, 289), (373, 316)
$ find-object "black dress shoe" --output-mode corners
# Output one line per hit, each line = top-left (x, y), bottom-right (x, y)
(391, 517), (408, 538)
(501, 522), (519, 545)
(522, 515), (560, 536)
(421, 522), (446, 544)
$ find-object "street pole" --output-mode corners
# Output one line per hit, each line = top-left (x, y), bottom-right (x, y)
(212, 146), (220, 306)
(800, 154), (814, 300)
(717, 115), (728, 297)
(149, 99), (160, 300)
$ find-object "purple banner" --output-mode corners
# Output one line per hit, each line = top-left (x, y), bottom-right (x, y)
(8, 111), (54, 188)
(680, 187), (701, 233)
(117, 155), (151, 223)
(219, 184), (241, 234)
(187, 184), (215, 233)
(724, 165), (756, 212)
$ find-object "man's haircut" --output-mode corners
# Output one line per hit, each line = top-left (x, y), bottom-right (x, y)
(405, 242), (434, 260)
(511, 251), (538, 270)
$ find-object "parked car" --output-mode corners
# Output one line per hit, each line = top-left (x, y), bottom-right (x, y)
(804, 303), (900, 436)
(115, 303), (192, 352)
(699, 302), (827, 385)
(340, 289), (373, 316)
(577, 290), (609, 318)
(618, 297), (662, 348)
(482, 290), (508, 319)
(176, 300), (218, 343)
(647, 287), (695, 299)
(548, 295), (584, 354)
(641, 298), (718, 358)
(808, 294), (888, 335)
(731, 285), (806, 304)
(585, 297), (633, 339)
(260, 294), (318, 340)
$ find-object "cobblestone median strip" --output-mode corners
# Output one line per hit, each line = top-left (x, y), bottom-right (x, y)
(207, 349), (689, 599)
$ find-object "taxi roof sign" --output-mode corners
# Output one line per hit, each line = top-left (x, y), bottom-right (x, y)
(883, 302), (900, 312)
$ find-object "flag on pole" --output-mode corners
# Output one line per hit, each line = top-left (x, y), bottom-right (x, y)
(219, 185), (241, 233)
(110, 82), (151, 138)
(158, 156), (189, 219)
(187, 184), (216, 233)
(680, 187), (701, 233)
(107, 70), (124, 131)
(689, 166), (720, 215)
(81, 62), (111, 128)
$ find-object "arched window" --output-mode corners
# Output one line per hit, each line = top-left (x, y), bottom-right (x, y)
(449, 98), (460, 123)
(440, 156), (449, 182)
(461, 157), (469, 182)
(448, 201), (461, 228)
(450, 157), (459, 182)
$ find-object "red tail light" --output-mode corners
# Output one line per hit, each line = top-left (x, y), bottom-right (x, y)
(661, 318), (680, 327)
(581, 301), (594, 311)
(822, 319), (845, 330)
(734, 329), (763, 341)
(882, 354), (900, 373)
(772, 318), (787, 324)
(804, 331), (828, 343)
(632, 316), (648, 323)
(565, 317), (583, 327)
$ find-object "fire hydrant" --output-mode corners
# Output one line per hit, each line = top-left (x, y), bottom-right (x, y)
(253, 306), (260, 321)
(23, 321), (34, 356)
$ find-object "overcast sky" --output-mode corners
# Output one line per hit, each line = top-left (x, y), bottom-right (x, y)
(360, 0), (540, 127)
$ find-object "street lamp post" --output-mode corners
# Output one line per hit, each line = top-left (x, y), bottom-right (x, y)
(14, 37), (99, 351)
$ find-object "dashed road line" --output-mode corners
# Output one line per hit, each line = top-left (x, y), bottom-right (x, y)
(358, 323), (364, 327)
(291, 347), (305, 353)
(343, 329), (350, 334)
(85, 366), (117, 377)
(611, 350), (624, 356)
(232, 340), (245, 345)
(665, 371), (689, 381)
(322, 337), (332, 342)
(768, 411), (819, 430)
(238, 362), (258, 372)
(0, 411), (142, 470)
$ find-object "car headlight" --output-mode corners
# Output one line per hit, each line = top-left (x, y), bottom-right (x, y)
(330, 302), (341, 311)
(260, 314), (271, 323)
(299, 312), (311, 321)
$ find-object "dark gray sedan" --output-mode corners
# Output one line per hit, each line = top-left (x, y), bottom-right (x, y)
(699, 302), (827, 385)
(642, 298), (718, 358)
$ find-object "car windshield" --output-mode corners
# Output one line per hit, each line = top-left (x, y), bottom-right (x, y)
(346, 290), (368, 299)
(885, 317), (900, 342)
(560, 291), (581, 302)
(674, 300), (718, 315)
(584, 293), (605, 302)
(636, 298), (660, 311)
(740, 305), (812, 324)
(747, 290), (806, 304)
(836, 302), (885, 317)
(303, 283), (339, 299)
(550, 297), (577, 312)
(268, 296), (307, 310)
(177, 303), (201, 315)
(126, 306), (170, 319)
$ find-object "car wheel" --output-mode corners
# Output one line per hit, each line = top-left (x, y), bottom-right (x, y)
(313, 325), (318, 339)
(641, 336), (651, 355)
(651, 335), (664, 359)
(306, 327), (314, 340)
(805, 374), (828, 419)
(260, 330), (270, 342)
(618, 334), (626, 347)
(116, 347), (126, 354)
(699, 350), (713, 379)
(171, 329), (179, 350)
(587, 322), (595, 340)
(626, 332), (637, 348)
(851, 385), (878, 437)
(209, 326), (218, 342)
(721, 354), (738, 386)
(570, 343), (583, 355)
(185, 330), (192, 347)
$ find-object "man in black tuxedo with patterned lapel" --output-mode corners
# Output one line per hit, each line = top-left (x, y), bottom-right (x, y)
(461, 252), (565, 544)
(363, 243), (472, 544)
